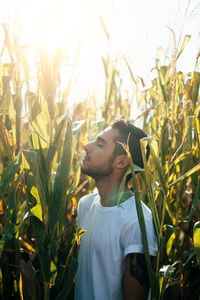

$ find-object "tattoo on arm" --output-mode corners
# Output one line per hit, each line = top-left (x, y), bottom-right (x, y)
(129, 253), (151, 286)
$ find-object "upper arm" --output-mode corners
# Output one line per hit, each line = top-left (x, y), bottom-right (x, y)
(123, 253), (154, 300)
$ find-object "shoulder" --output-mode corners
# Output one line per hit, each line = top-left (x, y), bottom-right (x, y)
(78, 191), (98, 208)
(120, 196), (152, 223)
(122, 196), (156, 231)
(77, 191), (98, 228)
(78, 191), (98, 216)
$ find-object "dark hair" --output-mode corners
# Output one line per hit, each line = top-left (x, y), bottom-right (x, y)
(111, 118), (150, 171)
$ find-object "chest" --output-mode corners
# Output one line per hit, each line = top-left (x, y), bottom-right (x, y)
(81, 208), (123, 258)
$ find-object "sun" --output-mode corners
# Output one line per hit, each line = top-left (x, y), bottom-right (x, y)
(8, 0), (109, 103)
(14, 0), (101, 53)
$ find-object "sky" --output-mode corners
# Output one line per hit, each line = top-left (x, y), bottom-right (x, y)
(0, 0), (199, 114)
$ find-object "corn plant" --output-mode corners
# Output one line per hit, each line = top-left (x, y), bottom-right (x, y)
(0, 23), (85, 299)
(129, 33), (200, 299)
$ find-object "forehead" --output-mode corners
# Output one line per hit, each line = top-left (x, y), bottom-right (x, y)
(97, 127), (119, 144)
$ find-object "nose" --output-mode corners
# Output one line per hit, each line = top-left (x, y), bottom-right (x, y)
(84, 141), (93, 152)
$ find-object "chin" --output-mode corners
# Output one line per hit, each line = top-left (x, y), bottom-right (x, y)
(81, 166), (89, 175)
(81, 167), (96, 179)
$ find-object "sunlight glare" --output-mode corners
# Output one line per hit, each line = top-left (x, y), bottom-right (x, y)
(2, 0), (199, 116)
(16, 0), (103, 55)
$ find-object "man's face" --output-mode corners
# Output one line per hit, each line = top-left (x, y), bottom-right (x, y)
(81, 127), (119, 179)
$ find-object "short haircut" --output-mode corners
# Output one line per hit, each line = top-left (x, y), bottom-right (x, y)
(111, 118), (150, 171)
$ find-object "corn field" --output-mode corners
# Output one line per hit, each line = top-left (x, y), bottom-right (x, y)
(0, 21), (200, 300)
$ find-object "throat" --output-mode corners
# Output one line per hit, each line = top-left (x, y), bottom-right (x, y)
(100, 190), (133, 207)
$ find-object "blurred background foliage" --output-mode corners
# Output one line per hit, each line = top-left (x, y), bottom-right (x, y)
(0, 17), (199, 300)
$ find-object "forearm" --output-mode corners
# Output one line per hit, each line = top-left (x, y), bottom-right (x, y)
(123, 279), (149, 300)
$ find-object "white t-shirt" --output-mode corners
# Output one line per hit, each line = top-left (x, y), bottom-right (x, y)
(75, 192), (158, 300)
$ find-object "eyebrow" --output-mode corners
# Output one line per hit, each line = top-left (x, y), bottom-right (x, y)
(96, 136), (107, 144)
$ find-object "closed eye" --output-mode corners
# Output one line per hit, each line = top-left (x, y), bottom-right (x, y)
(96, 136), (107, 146)
(96, 142), (103, 147)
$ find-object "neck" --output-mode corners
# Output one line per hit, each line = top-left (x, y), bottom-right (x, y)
(95, 176), (133, 207)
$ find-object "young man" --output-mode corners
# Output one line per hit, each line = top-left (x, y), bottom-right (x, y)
(75, 118), (158, 300)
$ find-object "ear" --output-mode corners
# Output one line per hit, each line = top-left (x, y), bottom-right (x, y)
(113, 155), (129, 169)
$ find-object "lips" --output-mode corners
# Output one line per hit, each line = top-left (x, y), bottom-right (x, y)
(86, 155), (91, 161)
(83, 154), (91, 161)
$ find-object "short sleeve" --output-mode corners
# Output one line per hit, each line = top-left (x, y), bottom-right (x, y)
(77, 195), (89, 227)
(121, 219), (158, 258)
(77, 193), (97, 228)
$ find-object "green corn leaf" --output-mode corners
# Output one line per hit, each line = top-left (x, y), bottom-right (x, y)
(118, 168), (134, 206)
(156, 60), (167, 102)
(7, 174), (24, 226)
(127, 143), (159, 298)
(36, 136), (48, 182)
(1, 75), (12, 111)
(30, 216), (50, 282)
(187, 116), (194, 148)
(50, 260), (57, 285)
(188, 183), (200, 222)
(159, 262), (178, 298)
(163, 224), (174, 239)
(30, 186), (43, 222)
(51, 118), (72, 234)
(102, 55), (108, 77)
(31, 131), (41, 150)
(193, 221), (200, 267)
(33, 134), (52, 207)
(54, 257), (78, 300)
(149, 139), (168, 196)
(15, 198), (27, 225)
(47, 118), (66, 165)
(171, 150), (194, 169)
(124, 57), (138, 85)
(51, 264), (65, 297)
(69, 165), (81, 194)
(0, 119), (13, 160)
(194, 116), (200, 148)
(52, 227), (81, 298)
(183, 249), (196, 270)
(8, 184), (17, 225)
(22, 149), (47, 219)
(28, 93), (42, 121)
(53, 119), (72, 201)
(177, 35), (191, 60)
(22, 149), (37, 171)
(160, 66), (169, 85)
(31, 109), (49, 145)
(168, 162), (200, 187)
(0, 154), (21, 193)
(191, 72), (200, 107)
(117, 140), (144, 206)
(0, 240), (5, 260)
(163, 225), (175, 256)
(141, 138), (160, 235)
